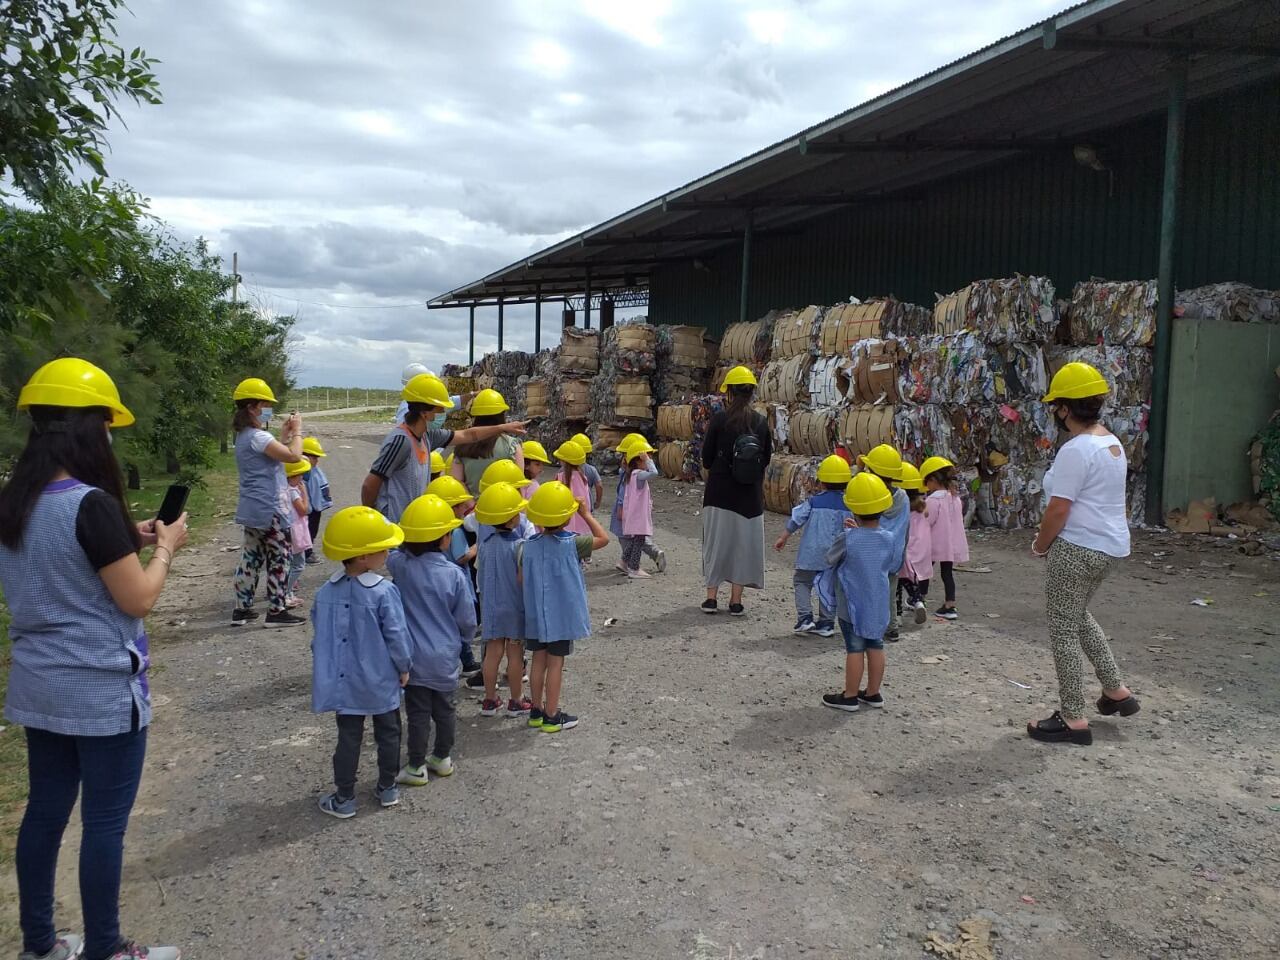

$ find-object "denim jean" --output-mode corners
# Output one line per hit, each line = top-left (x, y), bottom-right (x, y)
(18, 725), (147, 960)
(287, 550), (306, 595)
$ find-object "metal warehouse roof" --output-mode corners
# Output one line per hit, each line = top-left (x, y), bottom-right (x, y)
(429, 0), (1280, 309)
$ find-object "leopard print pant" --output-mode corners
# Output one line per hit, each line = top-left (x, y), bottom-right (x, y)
(1046, 539), (1124, 720)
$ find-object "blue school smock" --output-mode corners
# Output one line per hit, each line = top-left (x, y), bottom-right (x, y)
(521, 530), (592, 643)
(311, 571), (411, 715)
(478, 525), (526, 640)
(822, 526), (898, 640)
(386, 551), (476, 692)
(446, 527), (470, 564)
(610, 467), (628, 538)
(786, 489), (851, 571)
(880, 486), (910, 570)
(304, 462), (333, 512)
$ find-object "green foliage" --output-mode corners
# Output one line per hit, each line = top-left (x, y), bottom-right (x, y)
(0, 0), (161, 200)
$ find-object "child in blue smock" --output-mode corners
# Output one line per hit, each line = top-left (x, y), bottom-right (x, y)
(425, 475), (483, 679)
(818, 474), (900, 715)
(474, 481), (532, 719)
(388, 495), (477, 786)
(311, 506), (411, 819)
(520, 481), (610, 732)
(860, 444), (911, 642)
(774, 454), (852, 637)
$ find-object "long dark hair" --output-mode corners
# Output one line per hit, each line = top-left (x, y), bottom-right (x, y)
(232, 398), (262, 433)
(455, 412), (505, 459)
(723, 384), (756, 433)
(0, 406), (140, 551)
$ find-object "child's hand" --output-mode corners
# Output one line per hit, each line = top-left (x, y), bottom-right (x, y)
(399, 672), (409, 688)
(843, 517), (858, 529)
(576, 496), (590, 515)
(773, 533), (789, 552)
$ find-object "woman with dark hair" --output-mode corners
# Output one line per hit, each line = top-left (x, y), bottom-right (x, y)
(450, 388), (525, 494)
(1028, 362), (1140, 746)
(0, 358), (188, 960)
(230, 377), (305, 628)
(699, 366), (772, 616)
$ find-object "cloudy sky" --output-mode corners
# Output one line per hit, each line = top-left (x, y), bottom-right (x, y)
(103, 0), (1063, 388)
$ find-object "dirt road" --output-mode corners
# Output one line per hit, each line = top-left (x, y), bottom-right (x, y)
(14, 418), (1280, 959)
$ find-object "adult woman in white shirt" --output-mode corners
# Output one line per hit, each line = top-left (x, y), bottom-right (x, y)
(1028, 362), (1141, 746)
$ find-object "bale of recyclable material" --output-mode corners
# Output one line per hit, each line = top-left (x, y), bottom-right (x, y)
(758, 355), (813, 405)
(525, 379), (549, 418)
(848, 338), (904, 405)
(936, 276), (1057, 343)
(657, 404), (694, 440)
(770, 305), (823, 359)
(788, 408), (838, 457)
(820, 301), (886, 355)
(837, 405), (896, 462)
(1067, 278), (1157, 346)
(560, 328), (600, 373)
(658, 441), (691, 480)
(808, 356), (851, 408)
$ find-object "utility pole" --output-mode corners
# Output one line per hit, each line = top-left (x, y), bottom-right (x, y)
(231, 252), (239, 305)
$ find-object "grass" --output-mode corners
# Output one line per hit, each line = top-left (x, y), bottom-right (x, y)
(291, 388), (400, 413)
(0, 451), (239, 874)
(310, 405), (397, 424)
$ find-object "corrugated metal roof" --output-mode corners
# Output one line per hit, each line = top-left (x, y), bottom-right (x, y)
(430, 0), (1280, 306)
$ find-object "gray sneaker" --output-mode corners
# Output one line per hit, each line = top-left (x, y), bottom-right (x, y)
(19, 934), (83, 960)
(375, 783), (400, 808)
(318, 793), (356, 819)
(104, 940), (181, 960)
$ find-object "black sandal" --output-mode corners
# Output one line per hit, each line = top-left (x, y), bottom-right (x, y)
(1027, 711), (1093, 745)
(1097, 694), (1141, 717)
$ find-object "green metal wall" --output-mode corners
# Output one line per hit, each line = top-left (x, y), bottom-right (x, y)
(649, 77), (1280, 336)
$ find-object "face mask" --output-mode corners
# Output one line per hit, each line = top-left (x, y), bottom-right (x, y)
(260, 406), (274, 426)
(432, 411), (448, 429)
(106, 428), (114, 447)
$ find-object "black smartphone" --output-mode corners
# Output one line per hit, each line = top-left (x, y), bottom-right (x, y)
(156, 484), (190, 525)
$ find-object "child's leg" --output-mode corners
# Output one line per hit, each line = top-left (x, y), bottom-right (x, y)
(307, 511), (322, 558)
(286, 552), (305, 595)
(482, 639), (505, 701)
(403, 686), (431, 768)
(865, 648), (886, 697)
(544, 654), (566, 717)
(916, 578), (930, 601)
(505, 640), (525, 701)
(429, 690), (456, 760)
(940, 562), (956, 606)
(640, 537), (661, 560)
(371, 710), (402, 791)
(622, 536), (643, 571)
(459, 634), (479, 671)
(332, 714), (365, 800)
(843, 652), (865, 698)
(529, 649), (548, 712)
(793, 568), (815, 620)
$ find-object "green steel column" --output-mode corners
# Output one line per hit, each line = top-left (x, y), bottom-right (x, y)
(739, 210), (754, 324)
(1146, 59), (1186, 526)
(497, 297), (505, 352)
(534, 282), (542, 352)
(468, 304), (475, 365)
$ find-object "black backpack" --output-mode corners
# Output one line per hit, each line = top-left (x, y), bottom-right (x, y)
(729, 430), (766, 484)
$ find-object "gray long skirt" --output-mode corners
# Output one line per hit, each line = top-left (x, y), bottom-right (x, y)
(701, 506), (765, 589)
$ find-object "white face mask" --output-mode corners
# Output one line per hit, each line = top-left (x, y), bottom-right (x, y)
(106, 427), (114, 447)
(260, 406), (274, 426)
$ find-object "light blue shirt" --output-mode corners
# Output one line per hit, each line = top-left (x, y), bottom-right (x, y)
(478, 525), (528, 640)
(881, 486), (911, 570)
(610, 467), (628, 537)
(304, 462), (332, 512)
(311, 572), (411, 715)
(386, 551), (476, 691)
(235, 428), (287, 529)
(786, 489), (851, 571)
(824, 525), (898, 640)
(521, 531), (592, 643)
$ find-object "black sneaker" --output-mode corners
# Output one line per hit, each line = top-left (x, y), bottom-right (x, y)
(264, 610), (307, 628)
(461, 661), (482, 678)
(935, 605), (959, 621)
(230, 608), (259, 626)
(884, 627), (900, 643)
(1027, 711), (1092, 745)
(1096, 694), (1141, 717)
(857, 689), (885, 709)
(465, 673), (485, 690)
(700, 599), (718, 615)
(728, 603), (745, 617)
(822, 692), (860, 712)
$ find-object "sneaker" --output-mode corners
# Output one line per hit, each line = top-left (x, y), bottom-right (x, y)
(654, 549), (667, 573)
(318, 793), (356, 819)
(425, 755), (454, 777)
(857, 689), (885, 709)
(396, 764), (429, 787)
(614, 560), (629, 573)
(913, 600), (928, 625)
(461, 661), (482, 678)
(506, 697), (532, 717)
(104, 941), (180, 960)
(626, 568), (652, 579)
(479, 698), (502, 717)
(305, 554), (323, 566)
(884, 627), (900, 644)
(700, 599), (718, 615)
(814, 620), (836, 638)
(375, 783), (400, 808)
(540, 711), (578, 733)
(793, 615), (816, 635)
(230, 607), (258, 626)
(728, 603), (745, 617)
(265, 610), (307, 628)
(935, 605), (959, 621)
(466, 673), (486, 690)
(19, 933), (83, 960)
(822, 692), (861, 713)
(528, 708), (545, 729)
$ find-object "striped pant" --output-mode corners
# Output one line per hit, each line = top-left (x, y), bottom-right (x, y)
(234, 515), (291, 614)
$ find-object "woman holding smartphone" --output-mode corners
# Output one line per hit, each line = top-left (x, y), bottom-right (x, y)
(0, 358), (189, 960)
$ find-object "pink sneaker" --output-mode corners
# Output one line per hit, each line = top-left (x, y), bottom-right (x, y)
(626, 568), (652, 579)
(506, 697), (532, 717)
(479, 698), (502, 717)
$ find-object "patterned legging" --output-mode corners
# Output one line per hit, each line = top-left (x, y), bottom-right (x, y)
(621, 535), (661, 571)
(1046, 539), (1124, 720)
(234, 515), (291, 614)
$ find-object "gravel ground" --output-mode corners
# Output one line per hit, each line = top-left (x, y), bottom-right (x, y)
(10, 418), (1280, 960)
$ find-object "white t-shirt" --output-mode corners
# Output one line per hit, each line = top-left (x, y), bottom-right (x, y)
(1043, 432), (1131, 558)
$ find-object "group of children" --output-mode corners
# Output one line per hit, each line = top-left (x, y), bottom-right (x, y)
(280, 437), (333, 610)
(776, 443), (969, 713)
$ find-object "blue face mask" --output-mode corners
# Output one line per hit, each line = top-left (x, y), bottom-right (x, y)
(432, 411), (448, 429)
(260, 406), (274, 427)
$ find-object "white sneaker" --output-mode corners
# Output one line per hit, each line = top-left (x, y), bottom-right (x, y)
(913, 600), (928, 625)
(105, 940), (181, 960)
(20, 933), (82, 960)
(425, 755), (454, 777)
(626, 568), (652, 579)
(396, 764), (429, 787)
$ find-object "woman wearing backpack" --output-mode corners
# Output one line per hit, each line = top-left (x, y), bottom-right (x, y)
(700, 366), (772, 616)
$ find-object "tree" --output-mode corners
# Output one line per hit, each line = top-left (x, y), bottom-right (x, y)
(0, 0), (161, 200)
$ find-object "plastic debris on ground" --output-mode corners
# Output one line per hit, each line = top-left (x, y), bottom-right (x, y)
(1067, 278), (1158, 346)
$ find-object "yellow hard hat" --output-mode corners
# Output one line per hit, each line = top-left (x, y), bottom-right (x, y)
(525, 480), (579, 528)
(426, 474), (472, 506)
(522, 440), (552, 464)
(429, 449), (455, 475)
(919, 455), (955, 481)
(844, 472), (893, 516)
(469, 388), (509, 416)
(399, 494), (463, 543)
(1043, 361), (1109, 402)
(719, 365), (758, 392)
(322, 506), (404, 561)
(232, 377), (278, 405)
(860, 443), (903, 481)
(816, 454), (853, 485)
(554, 439), (587, 466)
(615, 432), (647, 453)
(624, 438), (656, 457)
(570, 432), (594, 452)
(402, 373), (455, 408)
(302, 437), (326, 458)
(896, 463), (924, 491)
(284, 459), (312, 478)
(479, 458), (531, 492)
(473, 481), (529, 526)
(17, 357), (135, 427)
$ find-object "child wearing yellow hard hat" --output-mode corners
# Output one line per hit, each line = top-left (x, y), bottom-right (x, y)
(819, 473), (901, 713)
(313, 506), (411, 819)
(617, 439), (666, 579)
(858, 443), (912, 642)
(773, 454), (852, 636)
(473, 482), (533, 718)
(570, 432), (605, 510)
(283, 458), (312, 607)
(921, 455), (969, 620)
(302, 437), (333, 565)
(895, 464), (932, 626)
(521, 440), (552, 496)
(426, 474), (484, 681)
(553, 440), (592, 537)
